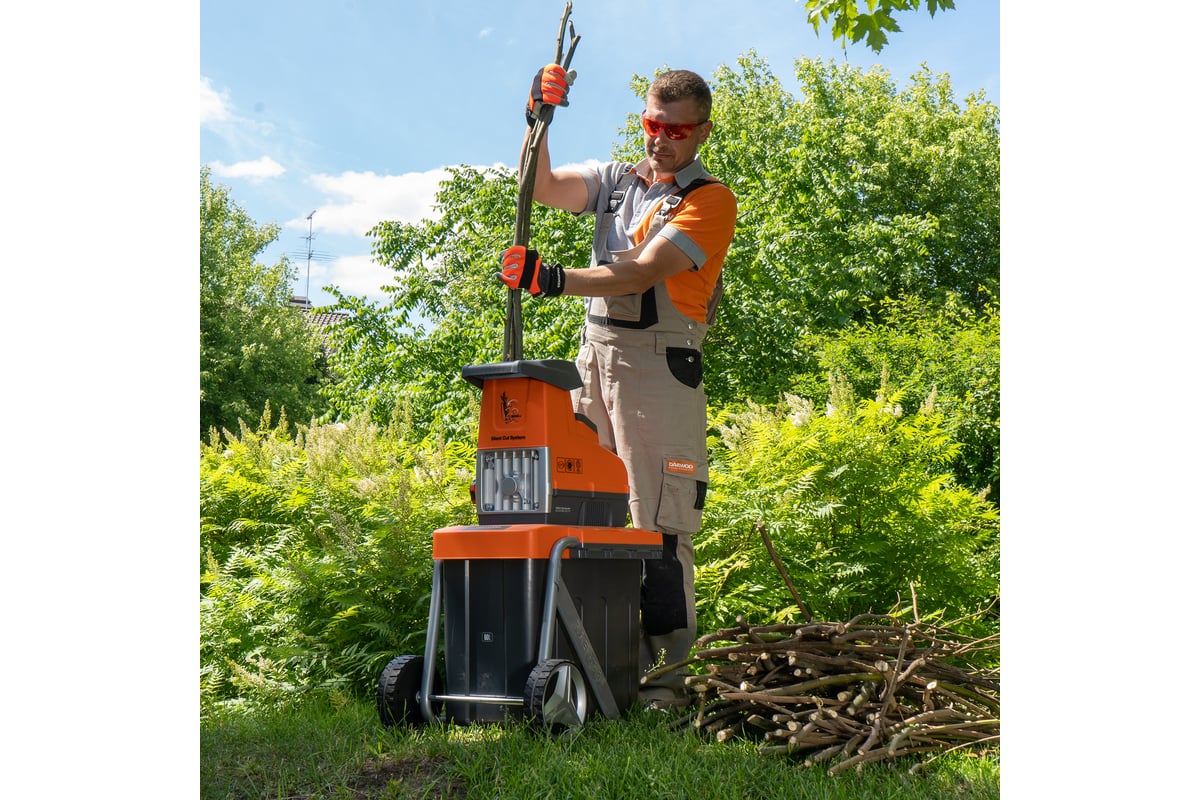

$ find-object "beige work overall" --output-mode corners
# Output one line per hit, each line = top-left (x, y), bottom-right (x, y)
(572, 162), (719, 701)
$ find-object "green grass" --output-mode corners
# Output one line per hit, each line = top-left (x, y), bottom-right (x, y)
(200, 694), (998, 800)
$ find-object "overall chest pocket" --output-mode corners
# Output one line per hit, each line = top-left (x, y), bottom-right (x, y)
(666, 347), (702, 388)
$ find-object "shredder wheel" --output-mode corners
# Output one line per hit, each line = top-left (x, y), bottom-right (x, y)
(377, 654), (441, 726)
(524, 658), (589, 730)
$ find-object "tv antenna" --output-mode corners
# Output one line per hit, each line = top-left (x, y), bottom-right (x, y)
(288, 210), (335, 308)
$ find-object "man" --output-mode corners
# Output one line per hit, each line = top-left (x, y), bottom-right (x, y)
(500, 64), (737, 707)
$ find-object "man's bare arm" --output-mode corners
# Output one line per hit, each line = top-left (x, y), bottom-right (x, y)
(559, 235), (692, 297)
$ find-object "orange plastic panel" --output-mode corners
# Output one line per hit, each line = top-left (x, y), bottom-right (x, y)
(432, 524), (661, 560)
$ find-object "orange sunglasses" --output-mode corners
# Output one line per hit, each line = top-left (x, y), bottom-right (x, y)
(641, 113), (706, 141)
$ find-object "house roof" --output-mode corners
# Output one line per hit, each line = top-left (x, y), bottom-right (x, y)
(290, 296), (349, 336)
(305, 310), (350, 328)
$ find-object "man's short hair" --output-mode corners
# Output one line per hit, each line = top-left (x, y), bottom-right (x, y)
(648, 70), (712, 122)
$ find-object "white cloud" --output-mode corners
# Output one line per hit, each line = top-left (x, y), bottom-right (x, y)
(200, 75), (274, 143)
(199, 76), (230, 125)
(209, 156), (286, 179)
(322, 254), (397, 302)
(478, 27), (493, 38)
(282, 164), (517, 305)
(292, 167), (460, 236)
(561, 158), (605, 174)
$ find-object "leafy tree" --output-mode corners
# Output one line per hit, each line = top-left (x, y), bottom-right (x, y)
(200, 167), (329, 438)
(629, 54), (999, 410)
(325, 56), (999, 436)
(805, 0), (957, 52)
(322, 164), (594, 439)
(804, 294), (1000, 501)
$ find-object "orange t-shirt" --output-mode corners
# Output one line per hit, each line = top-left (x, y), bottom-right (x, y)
(632, 180), (737, 323)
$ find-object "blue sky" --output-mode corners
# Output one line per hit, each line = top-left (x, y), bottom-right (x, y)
(201, 0), (1000, 308)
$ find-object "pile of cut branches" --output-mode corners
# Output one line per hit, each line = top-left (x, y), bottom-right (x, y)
(658, 611), (999, 774)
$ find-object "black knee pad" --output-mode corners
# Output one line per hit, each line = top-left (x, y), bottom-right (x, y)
(641, 533), (688, 635)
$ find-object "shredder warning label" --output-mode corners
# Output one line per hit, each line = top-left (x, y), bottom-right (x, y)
(556, 457), (583, 474)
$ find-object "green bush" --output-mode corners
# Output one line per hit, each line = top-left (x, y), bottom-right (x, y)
(200, 408), (475, 715)
(201, 384), (1000, 710)
(803, 294), (1000, 500)
(201, 383), (1000, 711)
(696, 382), (998, 638)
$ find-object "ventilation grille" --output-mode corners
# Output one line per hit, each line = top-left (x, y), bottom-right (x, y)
(476, 447), (551, 515)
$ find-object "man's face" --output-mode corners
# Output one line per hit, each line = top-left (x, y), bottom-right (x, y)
(642, 94), (712, 178)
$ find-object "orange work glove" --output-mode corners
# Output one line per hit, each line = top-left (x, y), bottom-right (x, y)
(499, 245), (565, 297)
(526, 64), (570, 127)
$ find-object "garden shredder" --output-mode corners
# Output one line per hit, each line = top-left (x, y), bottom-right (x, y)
(374, 3), (663, 730)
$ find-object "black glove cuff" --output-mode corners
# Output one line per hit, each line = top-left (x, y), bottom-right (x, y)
(526, 107), (537, 128)
(540, 263), (566, 297)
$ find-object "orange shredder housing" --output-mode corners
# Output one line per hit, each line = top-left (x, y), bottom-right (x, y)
(425, 360), (662, 722)
(464, 360), (632, 527)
